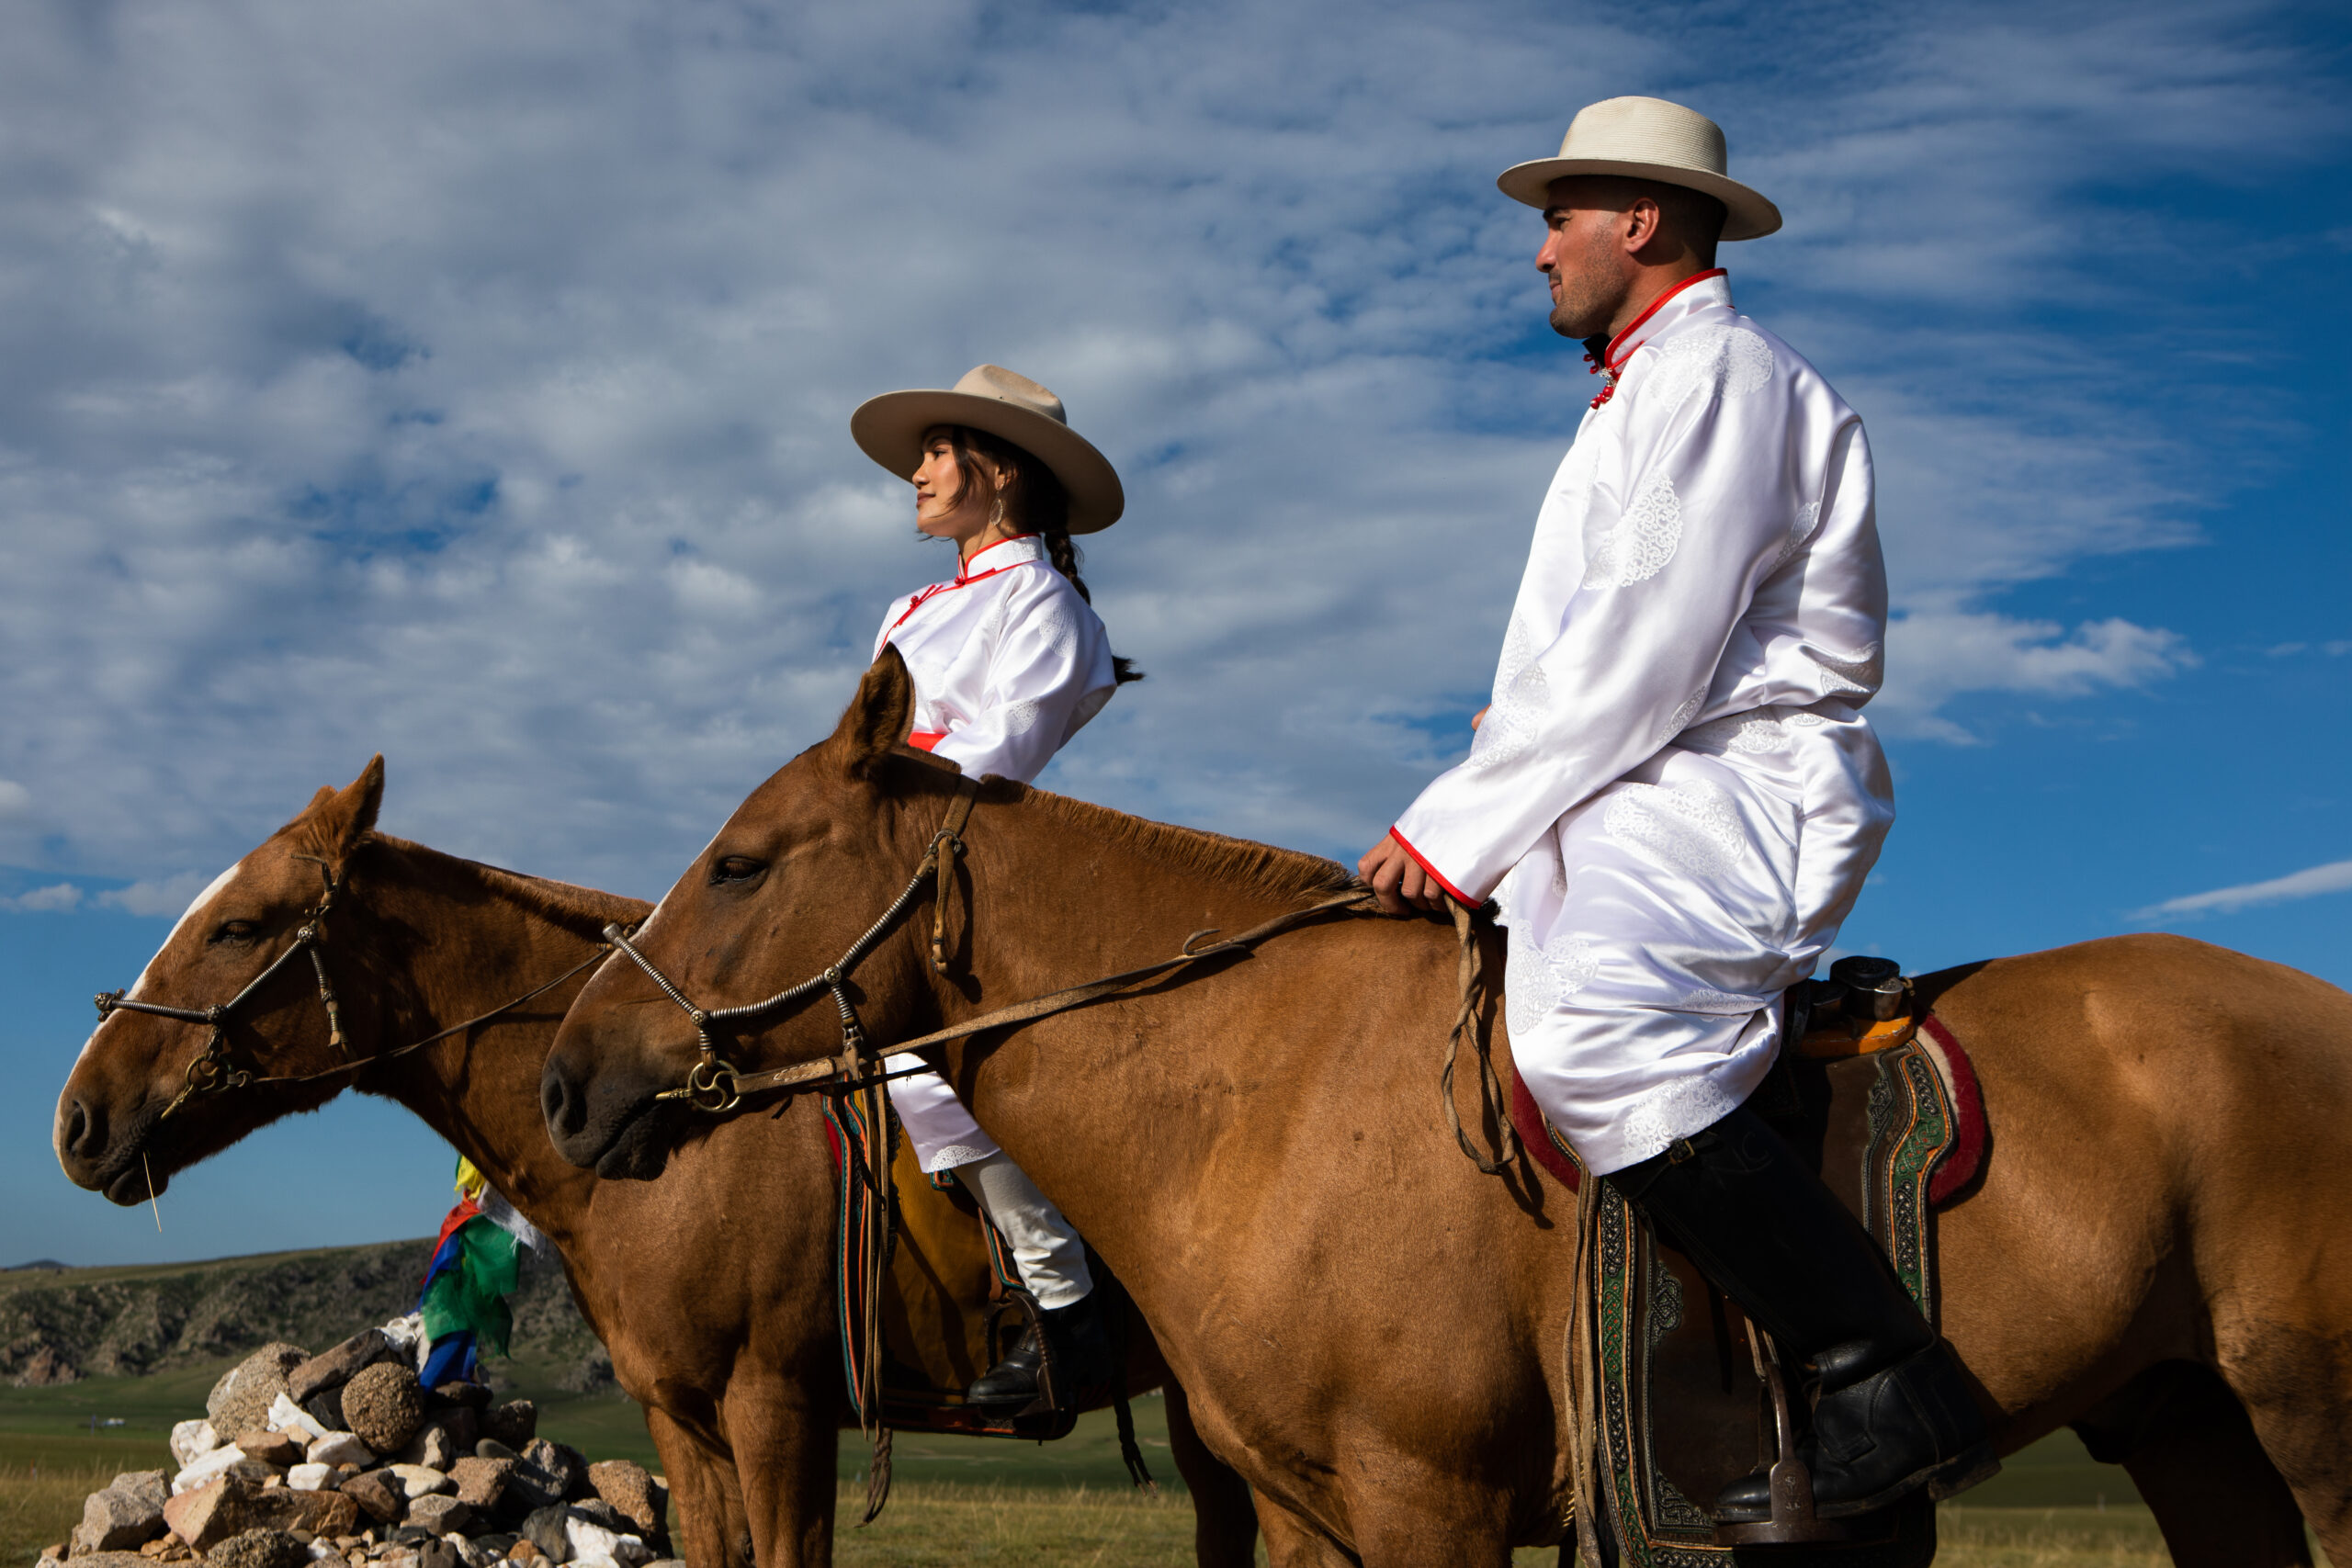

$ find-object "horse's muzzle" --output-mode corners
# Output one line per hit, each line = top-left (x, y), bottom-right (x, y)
(53, 1088), (170, 1205)
(539, 1021), (686, 1179)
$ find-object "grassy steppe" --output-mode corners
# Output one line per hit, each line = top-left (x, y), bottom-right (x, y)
(0, 1365), (2278, 1564)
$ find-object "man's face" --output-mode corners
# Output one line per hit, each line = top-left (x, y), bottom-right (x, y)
(1537, 178), (1634, 340)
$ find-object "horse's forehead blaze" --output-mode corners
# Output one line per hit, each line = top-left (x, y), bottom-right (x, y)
(635, 823), (730, 940)
(124, 856), (246, 1001)
(76, 854), (247, 1071)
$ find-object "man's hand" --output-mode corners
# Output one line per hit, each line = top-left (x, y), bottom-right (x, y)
(1358, 831), (1454, 915)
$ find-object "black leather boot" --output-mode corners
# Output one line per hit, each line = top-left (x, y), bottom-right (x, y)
(1610, 1102), (1996, 1521)
(966, 1290), (1114, 1408)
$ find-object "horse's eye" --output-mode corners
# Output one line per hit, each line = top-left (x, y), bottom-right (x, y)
(211, 920), (259, 943)
(710, 856), (767, 885)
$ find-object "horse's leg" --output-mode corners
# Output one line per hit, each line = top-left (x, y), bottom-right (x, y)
(1346, 1500), (1513, 1568)
(1253, 1495), (1358, 1566)
(640, 1405), (751, 1568)
(2075, 1361), (2310, 1567)
(1250, 1468), (1514, 1568)
(2212, 1323), (2352, 1558)
(723, 1374), (841, 1568)
(1162, 1380), (1260, 1568)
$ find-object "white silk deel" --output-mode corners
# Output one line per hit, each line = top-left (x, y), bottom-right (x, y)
(1390, 271), (1895, 1176)
(874, 535), (1116, 788)
(873, 532), (1117, 1172)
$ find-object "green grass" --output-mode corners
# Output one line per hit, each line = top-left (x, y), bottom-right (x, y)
(823, 1488), (2187, 1566)
(0, 1463), (2246, 1568)
(839, 1396), (1189, 1494)
(0, 1370), (2309, 1565)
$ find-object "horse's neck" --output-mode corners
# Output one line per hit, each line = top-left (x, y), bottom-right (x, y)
(956, 790), (1349, 997)
(361, 843), (639, 1250)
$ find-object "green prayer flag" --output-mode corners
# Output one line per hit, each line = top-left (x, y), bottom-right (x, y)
(419, 1216), (520, 1358)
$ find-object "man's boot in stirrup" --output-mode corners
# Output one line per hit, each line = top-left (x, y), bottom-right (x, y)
(1609, 1101), (1996, 1522)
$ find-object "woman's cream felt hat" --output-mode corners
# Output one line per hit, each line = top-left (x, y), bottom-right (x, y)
(851, 365), (1125, 534)
(1497, 96), (1781, 243)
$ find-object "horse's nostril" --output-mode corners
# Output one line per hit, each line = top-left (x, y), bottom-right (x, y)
(65, 1100), (91, 1156)
(542, 1069), (577, 1138)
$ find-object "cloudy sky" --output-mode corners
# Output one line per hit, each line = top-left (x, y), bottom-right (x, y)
(5, 0), (2346, 1267)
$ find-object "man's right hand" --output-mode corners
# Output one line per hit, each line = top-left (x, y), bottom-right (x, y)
(1358, 831), (1455, 916)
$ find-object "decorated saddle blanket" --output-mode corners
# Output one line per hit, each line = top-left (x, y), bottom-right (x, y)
(1510, 1001), (1987, 1567)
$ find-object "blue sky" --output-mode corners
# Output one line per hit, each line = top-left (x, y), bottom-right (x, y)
(4, 0), (2346, 1267)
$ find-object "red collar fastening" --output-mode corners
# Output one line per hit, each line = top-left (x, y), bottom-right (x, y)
(1585, 267), (1729, 410)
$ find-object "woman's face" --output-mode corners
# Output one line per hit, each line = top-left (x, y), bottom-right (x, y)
(911, 428), (1012, 546)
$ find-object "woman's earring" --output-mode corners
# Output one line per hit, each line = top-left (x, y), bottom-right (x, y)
(989, 498), (1005, 527)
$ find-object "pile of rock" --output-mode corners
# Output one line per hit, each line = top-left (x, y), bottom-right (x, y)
(43, 1323), (677, 1568)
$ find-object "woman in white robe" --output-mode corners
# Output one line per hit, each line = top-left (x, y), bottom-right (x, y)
(849, 363), (1138, 1407)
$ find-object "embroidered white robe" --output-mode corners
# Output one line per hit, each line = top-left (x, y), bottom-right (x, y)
(871, 533), (1117, 1171)
(1390, 271), (1895, 1176)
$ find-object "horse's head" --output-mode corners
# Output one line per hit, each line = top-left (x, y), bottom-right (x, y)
(55, 758), (395, 1204)
(542, 648), (967, 1178)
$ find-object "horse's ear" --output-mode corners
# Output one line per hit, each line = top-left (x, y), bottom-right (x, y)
(310, 756), (386, 859)
(828, 649), (917, 781)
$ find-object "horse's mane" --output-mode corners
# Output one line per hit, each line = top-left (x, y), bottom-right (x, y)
(359, 831), (651, 934)
(1016, 786), (1357, 905)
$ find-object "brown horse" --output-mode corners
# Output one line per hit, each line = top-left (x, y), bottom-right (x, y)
(542, 649), (2352, 1567)
(53, 761), (1261, 1568)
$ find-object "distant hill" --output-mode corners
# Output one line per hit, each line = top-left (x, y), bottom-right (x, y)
(0, 1239), (610, 1391)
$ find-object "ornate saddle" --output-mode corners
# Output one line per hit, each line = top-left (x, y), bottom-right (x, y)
(1510, 957), (1989, 1566)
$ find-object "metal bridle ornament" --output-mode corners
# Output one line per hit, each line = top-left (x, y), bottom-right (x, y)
(606, 779), (982, 1113)
(94, 855), (616, 1122)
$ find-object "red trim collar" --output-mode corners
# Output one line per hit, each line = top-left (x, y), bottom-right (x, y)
(958, 533), (1041, 581)
(887, 536), (1047, 634)
(1604, 268), (1727, 374)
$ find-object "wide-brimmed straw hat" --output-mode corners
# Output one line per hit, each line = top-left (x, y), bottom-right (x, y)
(850, 365), (1125, 535)
(1496, 96), (1781, 243)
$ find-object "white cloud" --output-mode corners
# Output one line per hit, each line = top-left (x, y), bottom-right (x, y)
(2134, 859), (2352, 920)
(1877, 611), (2197, 741)
(98, 873), (220, 919)
(0, 0), (2335, 894)
(2, 883), (83, 913)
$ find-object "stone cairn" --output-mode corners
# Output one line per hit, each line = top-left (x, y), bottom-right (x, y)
(43, 1322), (678, 1568)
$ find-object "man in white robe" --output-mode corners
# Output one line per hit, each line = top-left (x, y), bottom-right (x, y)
(1359, 96), (1992, 1524)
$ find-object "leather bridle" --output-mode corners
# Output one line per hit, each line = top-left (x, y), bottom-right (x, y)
(95, 856), (352, 1120)
(603, 779), (983, 1112)
(95, 854), (613, 1122)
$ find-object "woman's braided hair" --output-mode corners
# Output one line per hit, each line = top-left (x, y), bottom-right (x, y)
(944, 424), (1144, 684)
